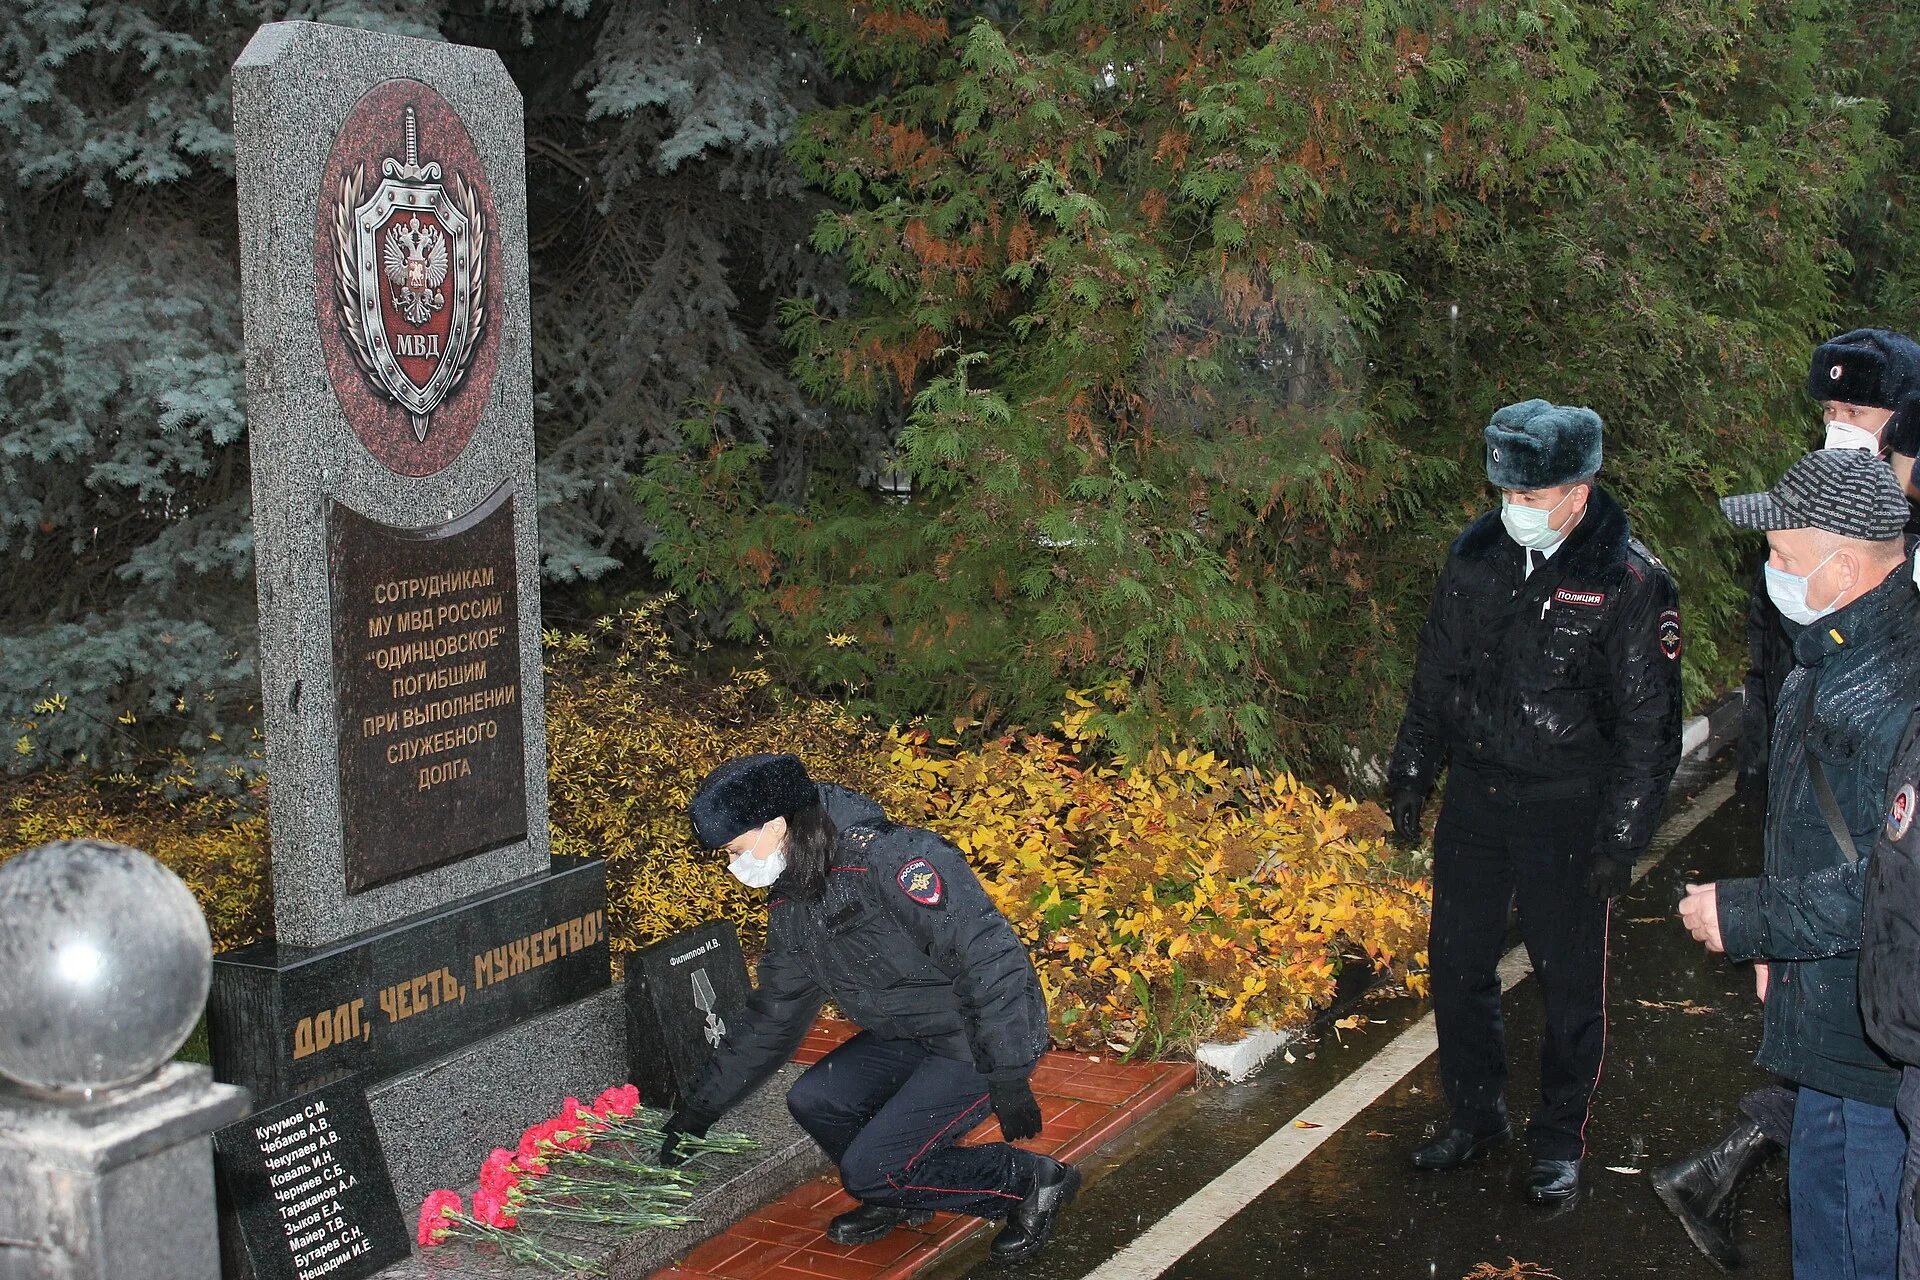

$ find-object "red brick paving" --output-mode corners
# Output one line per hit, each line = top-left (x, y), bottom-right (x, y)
(651, 1020), (1195, 1280)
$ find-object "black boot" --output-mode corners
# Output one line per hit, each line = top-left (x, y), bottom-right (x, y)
(825, 1202), (934, 1246)
(990, 1157), (1082, 1264)
(1649, 1119), (1779, 1269)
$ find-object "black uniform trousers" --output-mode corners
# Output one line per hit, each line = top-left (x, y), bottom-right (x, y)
(785, 1030), (1036, 1218)
(1430, 769), (1612, 1161)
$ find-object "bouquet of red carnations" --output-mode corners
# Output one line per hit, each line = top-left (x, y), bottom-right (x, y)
(415, 1084), (756, 1274)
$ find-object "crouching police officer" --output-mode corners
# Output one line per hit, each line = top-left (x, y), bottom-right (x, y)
(1389, 400), (1684, 1204)
(658, 754), (1077, 1263)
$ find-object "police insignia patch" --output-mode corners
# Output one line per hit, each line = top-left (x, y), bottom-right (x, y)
(1658, 610), (1682, 661)
(1890, 784), (1916, 842)
(897, 858), (944, 908)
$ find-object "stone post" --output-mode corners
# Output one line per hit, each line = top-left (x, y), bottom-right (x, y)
(0, 841), (249, 1280)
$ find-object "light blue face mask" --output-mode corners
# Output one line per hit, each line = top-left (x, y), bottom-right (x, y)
(1764, 549), (1841, 626)
(1500, 490), (1574, 551)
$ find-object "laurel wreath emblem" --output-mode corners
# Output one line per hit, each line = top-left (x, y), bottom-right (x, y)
(331, 162), (488, 441)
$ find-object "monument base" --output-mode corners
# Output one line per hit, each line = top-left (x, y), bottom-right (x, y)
(209, 858), (611, 1112)
(367, 984), (629, 1212)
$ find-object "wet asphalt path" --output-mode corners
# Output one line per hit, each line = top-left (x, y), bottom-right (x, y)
(942, 755), (1792, 1279)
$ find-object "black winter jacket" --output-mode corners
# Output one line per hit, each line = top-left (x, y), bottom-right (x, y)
(1388, 489), (1684, 867)
(1742, 502), (1920, 785)
(680, 786), (1050, 1125)
(1717, 569), (1920, 1107)
(1863, 705), (1920, 1067)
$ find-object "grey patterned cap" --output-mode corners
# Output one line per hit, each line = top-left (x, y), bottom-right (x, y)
(1719, 449), (1910, 541)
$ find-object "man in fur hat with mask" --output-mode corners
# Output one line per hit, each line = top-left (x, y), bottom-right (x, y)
(1388, 400), (1684, 1205)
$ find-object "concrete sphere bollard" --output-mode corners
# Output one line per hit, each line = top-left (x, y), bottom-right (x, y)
(0, 839), (213, 1094)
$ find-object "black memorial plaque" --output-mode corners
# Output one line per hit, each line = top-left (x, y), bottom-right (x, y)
(213, 1078), (409, 1280)
(327, 479), (527, 893)
(625, 921), (751, 1110)
(210, 857), (608, 1107)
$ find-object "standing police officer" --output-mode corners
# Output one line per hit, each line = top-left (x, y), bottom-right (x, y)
(659, 754), (1077, 1264)
(1389, 400), (1684, 1204)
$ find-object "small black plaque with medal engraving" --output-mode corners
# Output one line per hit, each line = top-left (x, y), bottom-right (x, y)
(625, 921), (752, 1110)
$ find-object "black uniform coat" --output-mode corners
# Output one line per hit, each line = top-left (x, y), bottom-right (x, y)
(1388, 488), (1684, 869)
(1718, 569), (1920, 1107)
(1863, 704), (1920, 1067)
(680, 786), (1050, 1126)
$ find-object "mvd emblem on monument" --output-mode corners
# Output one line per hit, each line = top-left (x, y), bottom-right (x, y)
(332, 104), (486, 444)
(317, 81), (502, 478)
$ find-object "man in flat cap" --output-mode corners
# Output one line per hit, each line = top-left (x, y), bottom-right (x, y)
(1657, 329), (1920, 1268)
(1389, 400), (1684, 1205)
(1678, 449), (1920, 1280)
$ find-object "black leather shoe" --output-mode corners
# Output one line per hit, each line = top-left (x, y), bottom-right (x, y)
(1411, 1125), (1511, 1171)
(990, 1157), (1082, 1263)
(1649, 1119), (1778, 1269)
(825, 1203), (934, 1246)
(1527, 1158), (1581, 1203)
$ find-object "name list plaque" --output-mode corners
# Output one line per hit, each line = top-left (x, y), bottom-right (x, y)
(213, 1078), (409, 1280)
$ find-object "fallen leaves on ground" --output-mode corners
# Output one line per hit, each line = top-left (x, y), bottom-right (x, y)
(1633, 998), (1717, 1015)
(1463, 1261), (1560, 1279)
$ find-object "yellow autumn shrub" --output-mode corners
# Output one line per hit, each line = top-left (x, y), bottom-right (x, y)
(883, 688), (1430, 1053)
(0, 599), (1431, 1058)
(0, 770), (269, 953)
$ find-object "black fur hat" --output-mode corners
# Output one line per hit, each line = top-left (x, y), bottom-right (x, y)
(1484, 399), (1604, 491)
(688, 754), (819, 848)
(1808, 328), (1920, 455)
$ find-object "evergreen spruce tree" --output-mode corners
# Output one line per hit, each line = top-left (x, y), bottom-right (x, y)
(0, 0), (847, 784)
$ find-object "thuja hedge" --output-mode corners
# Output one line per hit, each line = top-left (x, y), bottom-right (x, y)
(639, 0), (1895, 776)
(0, 602), (1426, 1054)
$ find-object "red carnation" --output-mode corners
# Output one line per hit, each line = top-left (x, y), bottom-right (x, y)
(517, 1119), (558, 1173)
(472, 1182), (518, 1230)
(416, 1189), (462, 1248)
(479, 1147), (521, 1198)
(552, 1097), (597, 1151)
(592, 1083), (641, 1119)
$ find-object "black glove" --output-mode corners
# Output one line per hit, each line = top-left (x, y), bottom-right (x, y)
(657, 1111), (711, 1168)
(1584, 854), (1633, 900)
(989, 1077), (1044, 1142)
(1734, 767), (1766, 803)
(1390, 788), (1426, 844)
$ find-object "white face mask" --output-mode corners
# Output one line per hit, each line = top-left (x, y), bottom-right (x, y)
(726, 825), (787, 888)
(1500, 489), (1576, 551)
(1823, 420), (1886, 454)
(1764, 549), (1842, 626)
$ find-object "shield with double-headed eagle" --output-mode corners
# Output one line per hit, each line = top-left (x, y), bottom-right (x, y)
(330, 104), (487, 444)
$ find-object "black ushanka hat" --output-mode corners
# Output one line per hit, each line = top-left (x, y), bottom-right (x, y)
(688, 753), (819, 848)
(1809, 328), (1920, 455)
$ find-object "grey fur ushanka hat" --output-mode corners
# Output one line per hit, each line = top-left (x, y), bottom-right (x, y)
(1484, 399), (1604, 491)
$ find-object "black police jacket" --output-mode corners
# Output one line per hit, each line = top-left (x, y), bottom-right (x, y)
(1387, 488), (1683, 866)
(1719, 569), (1920, 1105)
(680, 786), (1051, 1126)
(1863, 706), (1920, 1067)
